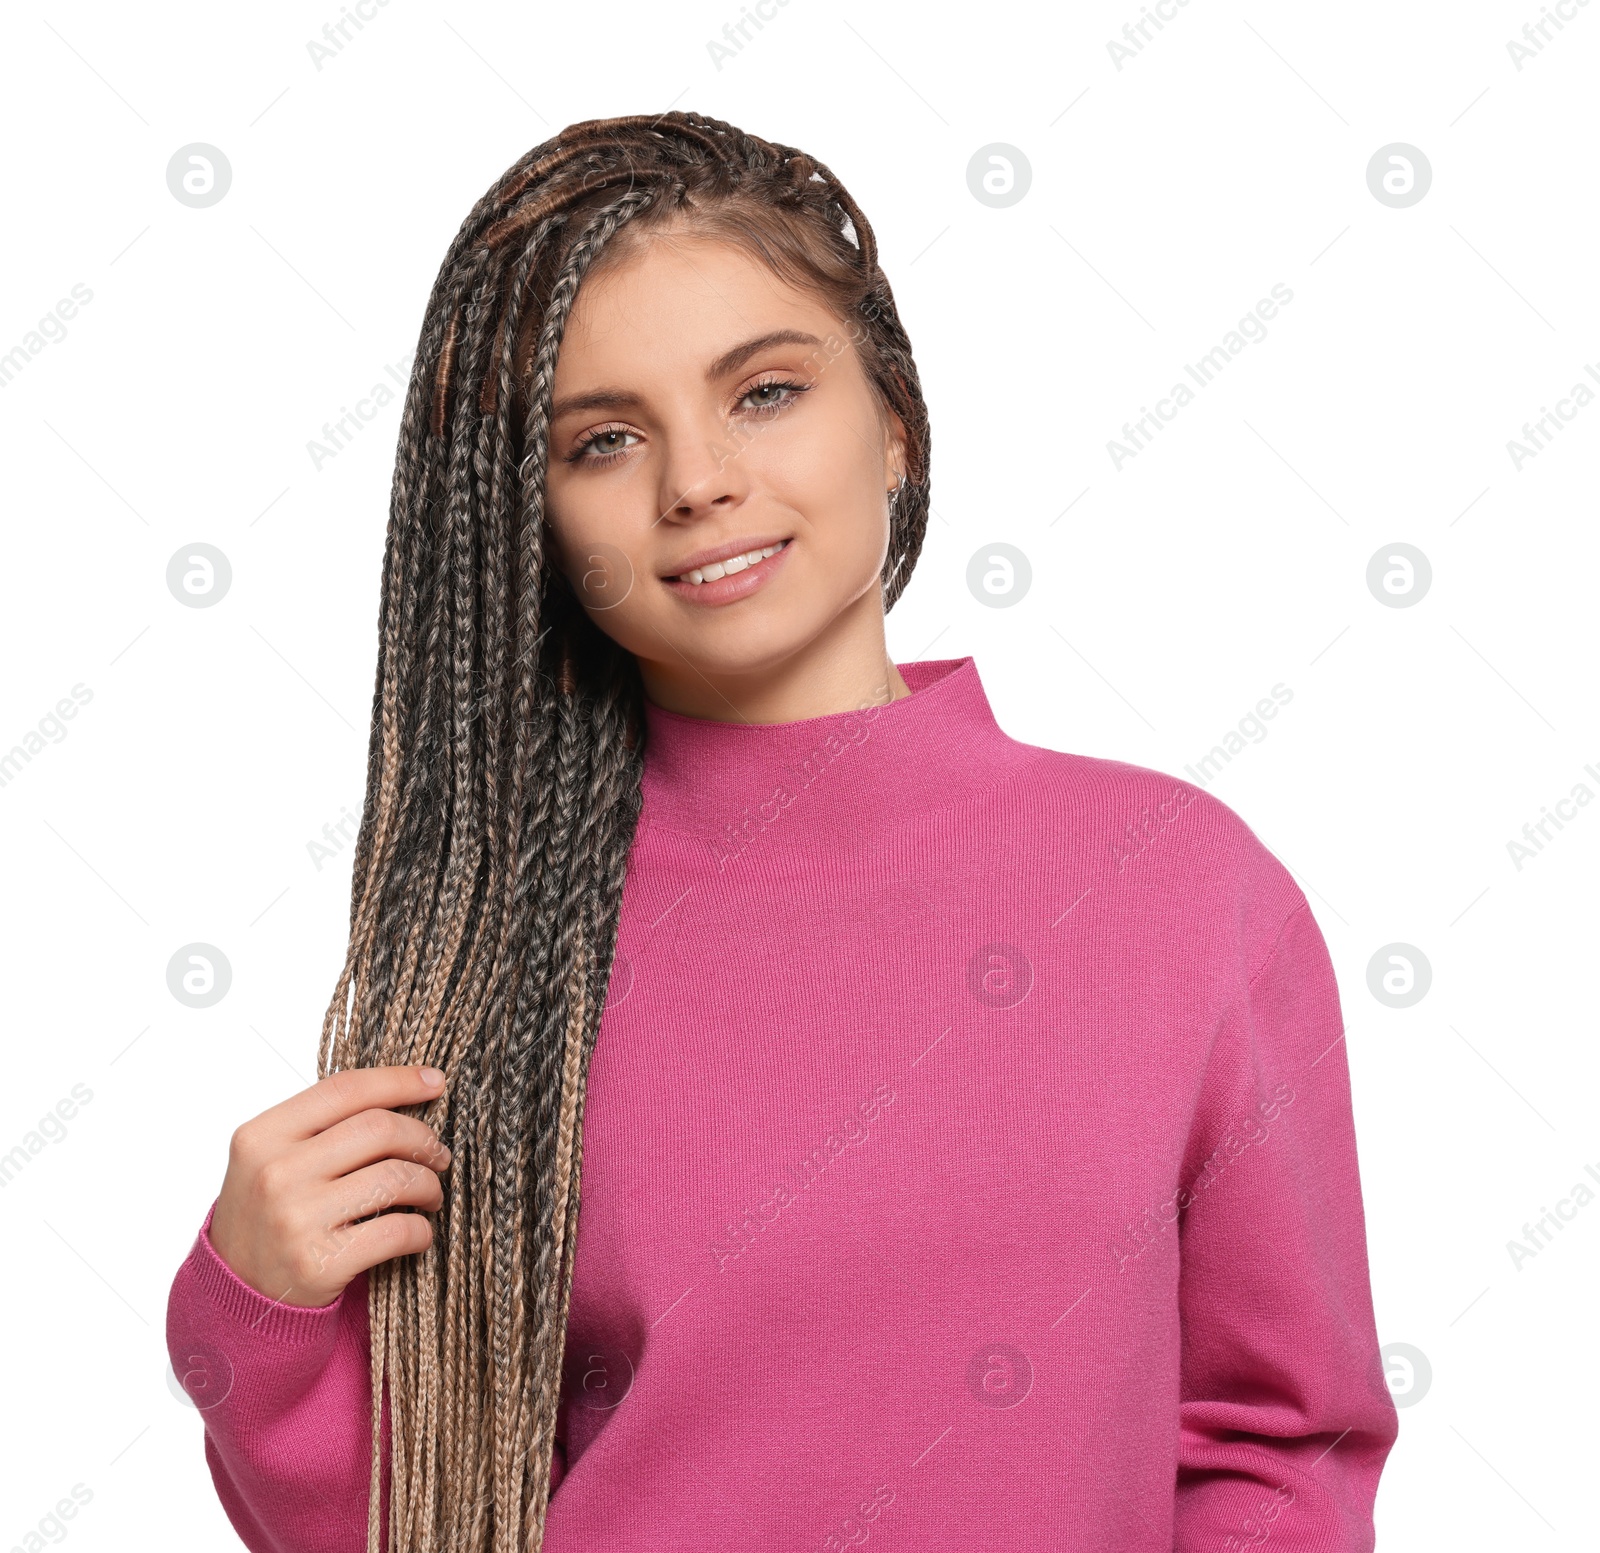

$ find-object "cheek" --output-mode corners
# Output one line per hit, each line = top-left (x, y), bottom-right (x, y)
(544, 482), (605, 574)
(771, 401), (884, 511)
(541, 497), (656, 627)
(565, 535), (648, 618)
(541, 516), (583, 594)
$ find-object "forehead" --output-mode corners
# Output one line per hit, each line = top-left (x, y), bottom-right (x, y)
(550, 235), (837, 379)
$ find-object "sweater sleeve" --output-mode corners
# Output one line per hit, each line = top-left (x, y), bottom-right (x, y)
(166, 1197), (388, 1553)
(168, 1200), (567, 1551)
(1173, 901), (1399, 1552)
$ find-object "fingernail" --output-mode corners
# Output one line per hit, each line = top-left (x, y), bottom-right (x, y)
(420, 1066), (445, 1087)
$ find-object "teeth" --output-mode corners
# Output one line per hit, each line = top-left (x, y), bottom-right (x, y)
(677, 540), (787, 585)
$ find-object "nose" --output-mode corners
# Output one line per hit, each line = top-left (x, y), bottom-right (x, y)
(654, 413), (754, 528)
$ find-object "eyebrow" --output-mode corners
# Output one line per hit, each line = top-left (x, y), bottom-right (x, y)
(548, 328), (826, 421)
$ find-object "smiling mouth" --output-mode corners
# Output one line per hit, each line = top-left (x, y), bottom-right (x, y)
(667, 538), (791, 585)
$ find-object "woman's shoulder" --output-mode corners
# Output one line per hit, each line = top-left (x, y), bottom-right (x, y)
(995, 737), (1309, 953)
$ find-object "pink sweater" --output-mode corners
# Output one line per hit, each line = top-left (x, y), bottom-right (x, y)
(167, 655), (1398, 1551)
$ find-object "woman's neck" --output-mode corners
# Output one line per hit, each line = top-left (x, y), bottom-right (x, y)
(636, 594), (911, 726)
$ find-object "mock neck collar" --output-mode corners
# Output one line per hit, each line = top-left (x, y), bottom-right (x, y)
(637, 656), (1033, 864)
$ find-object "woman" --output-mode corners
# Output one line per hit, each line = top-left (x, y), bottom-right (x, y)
(166, 110), (1398, 1552)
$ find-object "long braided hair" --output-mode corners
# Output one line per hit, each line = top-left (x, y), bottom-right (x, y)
(316, 109), (932, 1553)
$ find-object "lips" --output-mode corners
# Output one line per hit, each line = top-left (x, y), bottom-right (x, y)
(666, 538), (791, 585)
(661, 536), (793, 605)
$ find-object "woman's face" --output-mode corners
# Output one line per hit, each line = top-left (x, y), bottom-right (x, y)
(540, 232), (908, 713)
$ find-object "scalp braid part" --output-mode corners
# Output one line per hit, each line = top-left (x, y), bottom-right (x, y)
(314, 109), (932, 1552)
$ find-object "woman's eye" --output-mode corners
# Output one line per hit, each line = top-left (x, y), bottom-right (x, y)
(740, 379), (807, 412)
(570, 427), (639, 465)
(567, 381), (807, 467)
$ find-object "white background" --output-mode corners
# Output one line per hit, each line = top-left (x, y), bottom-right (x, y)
(1, 1), (1595, 1548)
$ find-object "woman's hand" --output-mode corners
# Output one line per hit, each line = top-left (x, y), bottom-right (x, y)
(207, 1065), (452, 1308)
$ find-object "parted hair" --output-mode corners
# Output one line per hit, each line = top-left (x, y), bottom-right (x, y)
(316, 109), (932, 1552)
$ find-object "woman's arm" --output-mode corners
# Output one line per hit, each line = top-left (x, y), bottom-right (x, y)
(169, 1199), (569, 1550)
(1174, 901), (1399, 1551)
(167, 1064), (449, 1552)
(167, 1198), (389, 1553)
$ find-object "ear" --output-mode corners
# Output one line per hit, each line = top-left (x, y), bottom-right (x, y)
(884, 405), (910, 489)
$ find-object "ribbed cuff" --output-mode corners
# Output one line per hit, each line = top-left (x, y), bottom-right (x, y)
(184, 1197), (351, 1343)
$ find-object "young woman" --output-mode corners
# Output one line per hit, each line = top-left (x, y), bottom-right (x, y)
(166, 110), (1398, 1552)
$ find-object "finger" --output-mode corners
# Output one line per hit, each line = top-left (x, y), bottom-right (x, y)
(291, 1204), (437, 1297)
(299, 1107), (451, 1183)
(331, 1156), (447, 1228)
(299, 1162), (446, 1283)
(243, 1064), (447, 1150)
